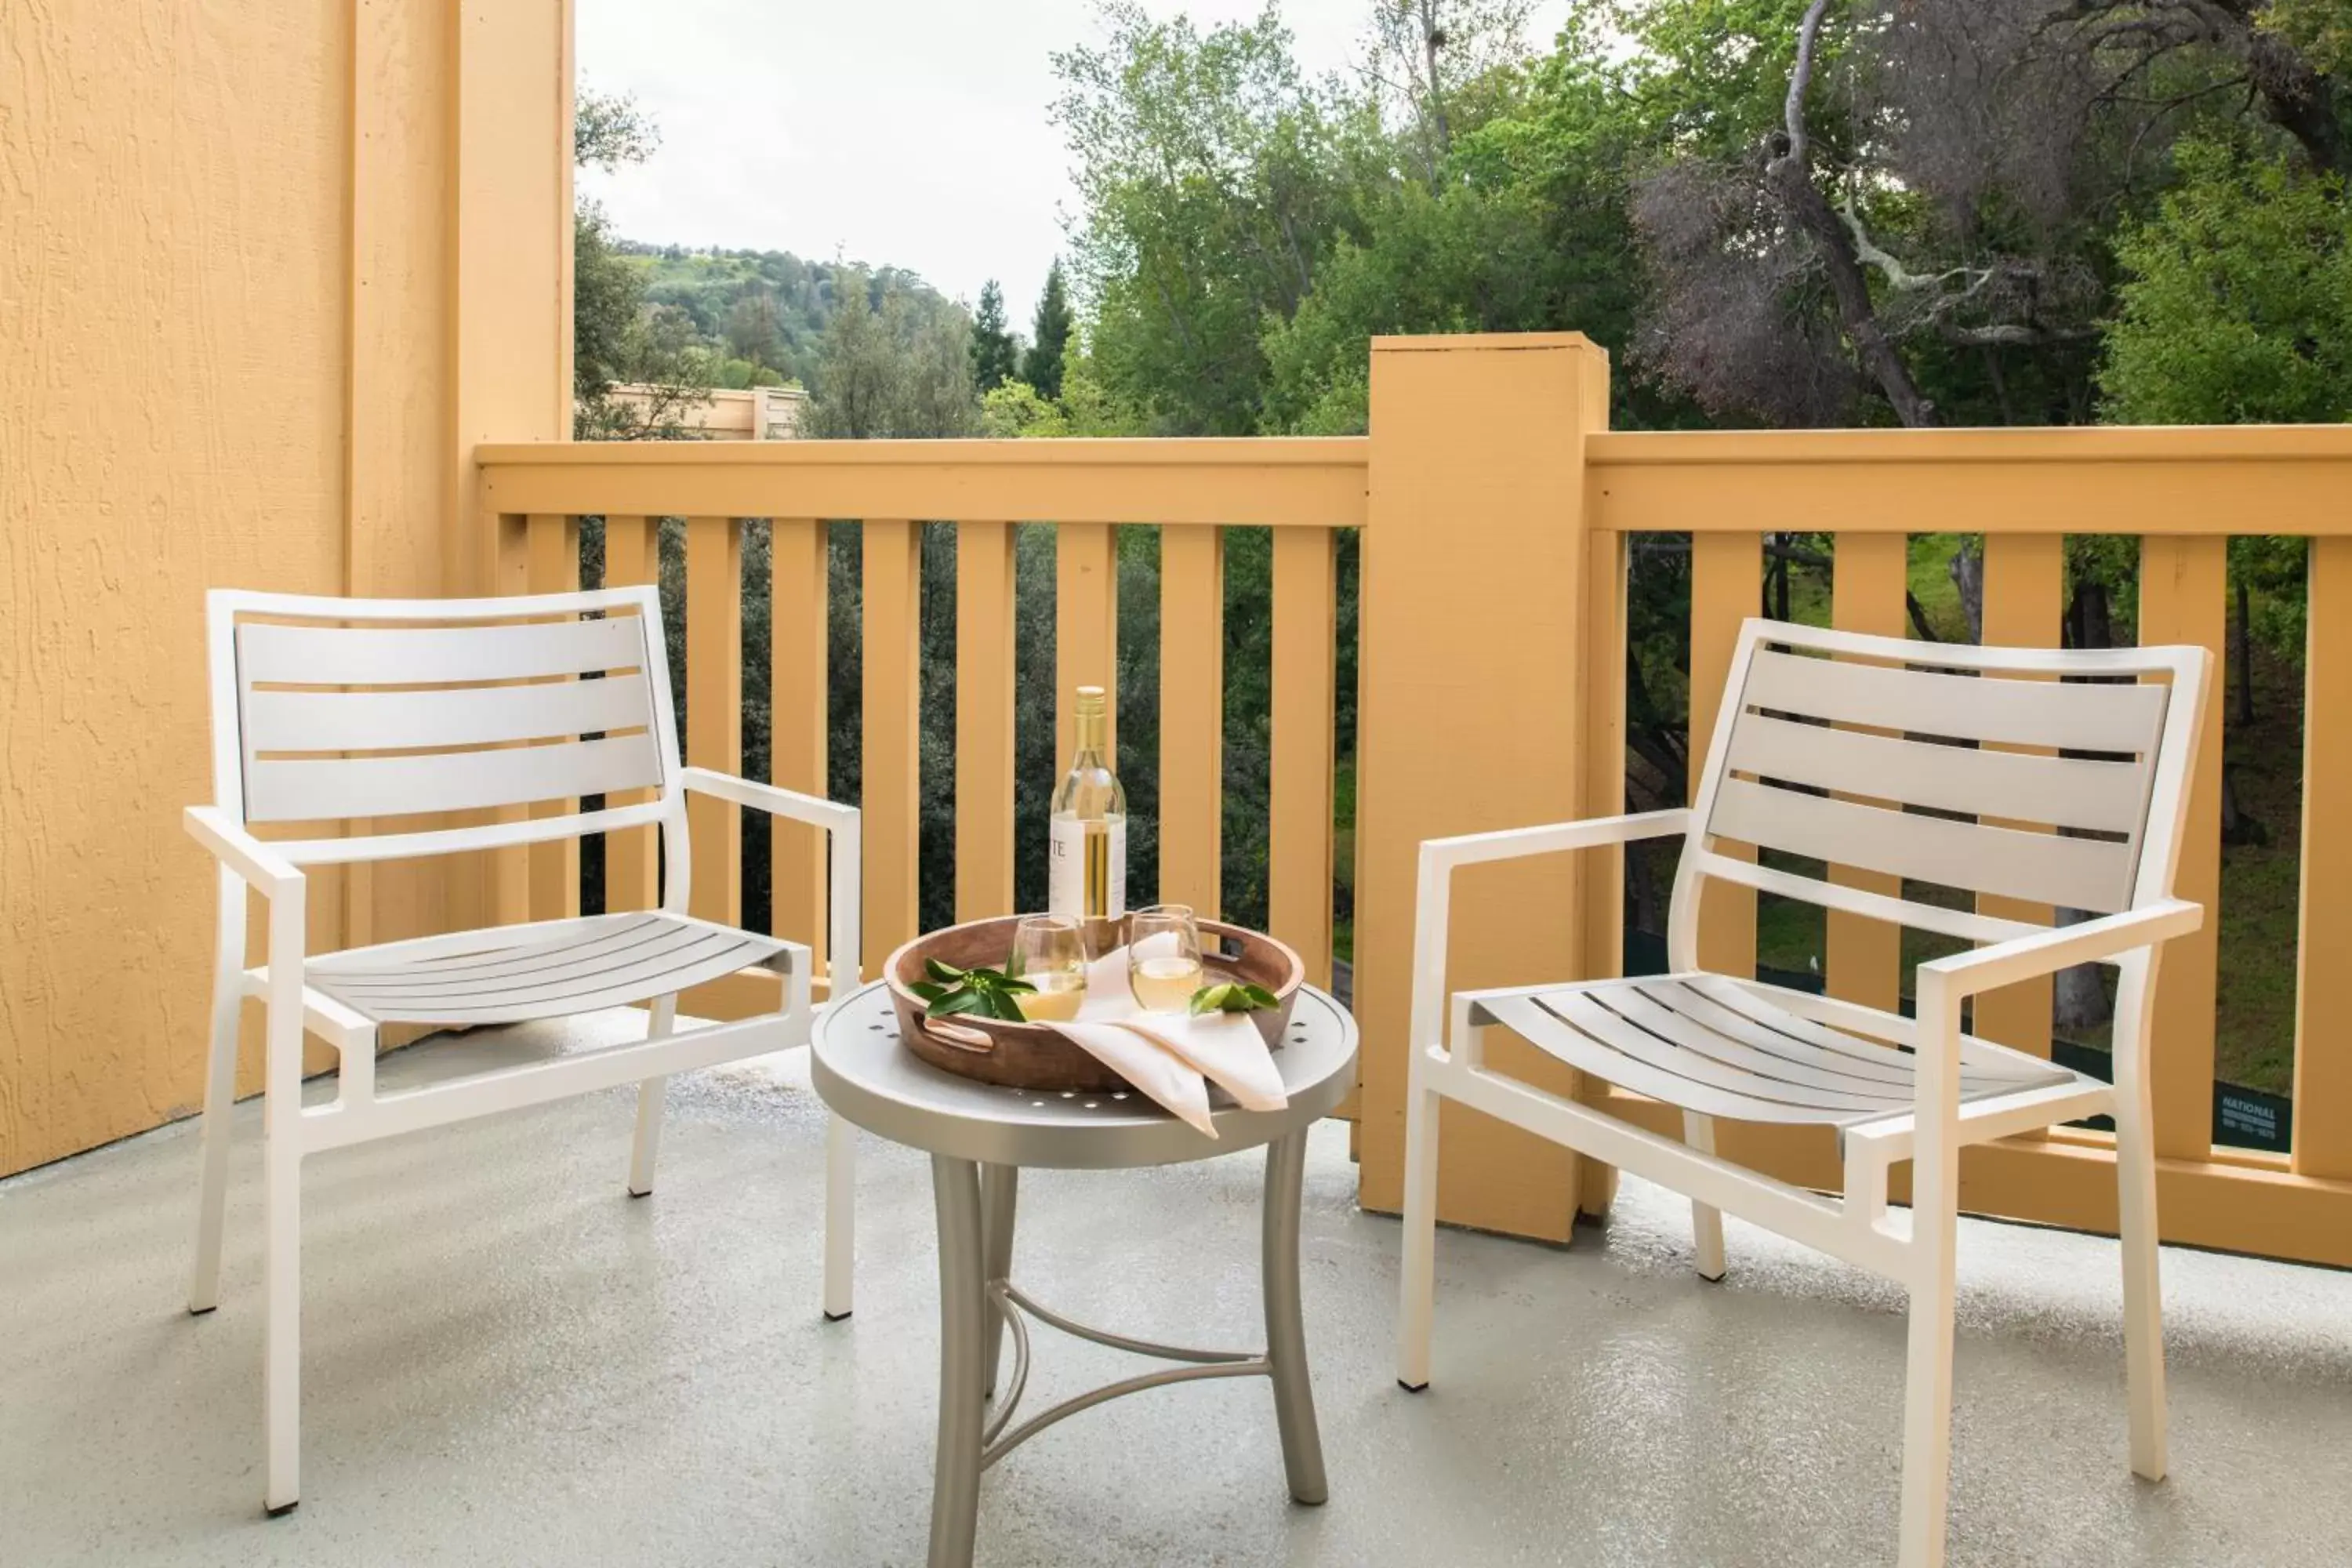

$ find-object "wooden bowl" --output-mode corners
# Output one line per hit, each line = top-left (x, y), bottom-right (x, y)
(884, 916), (1305, 1092)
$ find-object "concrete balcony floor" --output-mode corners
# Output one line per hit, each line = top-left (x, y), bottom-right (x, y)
(4, 1013), (2348, 1568)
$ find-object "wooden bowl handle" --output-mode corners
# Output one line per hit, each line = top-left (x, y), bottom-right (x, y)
(921, 1016), (996, 1054)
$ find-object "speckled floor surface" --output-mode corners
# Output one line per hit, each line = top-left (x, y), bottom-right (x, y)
(4, 1013), (2349, 1568)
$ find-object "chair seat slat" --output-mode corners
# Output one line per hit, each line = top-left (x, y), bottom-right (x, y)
(1540, 991), (1901, 1113)
(303, 912), (793, 1025)
(1477, 975), (2084, 1130)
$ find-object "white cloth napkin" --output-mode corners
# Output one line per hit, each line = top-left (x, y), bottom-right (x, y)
(1039, 943), (1289, 1137)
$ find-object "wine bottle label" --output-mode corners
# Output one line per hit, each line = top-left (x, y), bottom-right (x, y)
(1050, 816), (1127, 921)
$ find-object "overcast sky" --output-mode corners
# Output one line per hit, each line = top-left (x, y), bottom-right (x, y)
(576, 0), (1570, 323)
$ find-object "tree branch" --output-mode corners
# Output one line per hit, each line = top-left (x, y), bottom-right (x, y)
(1769, 0), (1940, 427)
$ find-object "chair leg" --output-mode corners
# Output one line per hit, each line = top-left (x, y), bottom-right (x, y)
(822, 1111), (856, 1321)
(2114, 1084), (2169, 1482)
(1896, 1203), (1960, 1568)
(1682, 1111), (1727, 1281)
(1396, 1076), (1442, 1392)
(189, 887), (245, 1316)
(263, 1097), (302, 1515)
(626, 996), (678, 1198)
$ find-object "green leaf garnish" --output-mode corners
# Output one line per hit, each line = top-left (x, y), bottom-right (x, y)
(915, 960), (1038, 1021)
(1189, 982), (1281, 1015)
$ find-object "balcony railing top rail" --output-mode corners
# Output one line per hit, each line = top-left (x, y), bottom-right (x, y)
(478, 437), (1369, 528)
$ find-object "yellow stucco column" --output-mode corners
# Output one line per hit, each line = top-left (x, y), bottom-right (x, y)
(1354, 333), (1613, 1241)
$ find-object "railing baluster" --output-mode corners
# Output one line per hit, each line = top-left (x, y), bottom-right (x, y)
(771, 519), (830, 962)
(1689, 532), (1761, 976)
(524, 514), (581, 925)
(954, 521), (1018, 923)
(1975, 533), (2065, 1061)
(685, 515), (742, 926)
(2138, 535), (2227, 1160)
(603, 515), (661, 914)
(1576, 526), (1629, 1214)
(484, 512), (533, 931)
(1056, 523), (1119, 771)
(1270, 528), (1336, 988)
(1158, 524), (1224, 916)
(862, 519), (923, 968)
(2293, 535), (2352, 1179)
(1827, 532), (1907, 1013)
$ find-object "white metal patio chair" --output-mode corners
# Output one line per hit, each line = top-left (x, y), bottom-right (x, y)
(183, 586), (861, 1516)
(1396, 618), (2209, 1568)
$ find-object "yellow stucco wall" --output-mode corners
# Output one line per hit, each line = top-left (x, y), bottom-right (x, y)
(0, 1), (572, 1176)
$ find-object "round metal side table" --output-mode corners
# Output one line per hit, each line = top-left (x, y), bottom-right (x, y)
(811, 978), (1359, 1568)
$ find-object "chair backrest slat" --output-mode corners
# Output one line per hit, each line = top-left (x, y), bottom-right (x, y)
(238, 615), (647, 688)
(241, 673), (656, 754)
(1708, 776), (2140, 915)
(1677, 621), (2208, 962)
(245, 734), (662, 824)
(209, 588), (680, 857)
(1742, 646), (2167, 754)
(1725, 713), (2151, 836)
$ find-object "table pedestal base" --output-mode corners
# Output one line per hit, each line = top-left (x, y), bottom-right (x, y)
(925, 1132), (1327, 1568)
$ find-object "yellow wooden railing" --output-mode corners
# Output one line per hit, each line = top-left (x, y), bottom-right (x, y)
(475, 437), (1364, 1030)
(477, 333), (2352, 1270)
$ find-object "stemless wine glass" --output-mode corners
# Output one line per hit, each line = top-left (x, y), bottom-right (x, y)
(1127, 903), (1204, 1014)
(1009, 913), (1088, 1022)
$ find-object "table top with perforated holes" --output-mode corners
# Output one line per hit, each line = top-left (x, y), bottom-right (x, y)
(810, 979), (1357, 1171)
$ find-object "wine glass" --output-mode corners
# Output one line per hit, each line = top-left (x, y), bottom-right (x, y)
(1009, 913), (1088, 1022)
(1127, 903), (1204, 1014)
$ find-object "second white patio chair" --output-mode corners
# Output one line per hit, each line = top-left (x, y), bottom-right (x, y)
(1396, 618), (2209, 1568)
(183, 586), (861, 1516)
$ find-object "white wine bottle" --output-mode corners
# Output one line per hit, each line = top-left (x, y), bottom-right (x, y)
(1049, 684), (1127, 923)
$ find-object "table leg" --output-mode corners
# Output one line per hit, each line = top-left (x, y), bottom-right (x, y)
(980, 1164), (1020, 1397)
(1261, 1128), (1328, 1505)
(929, 1155), (987, 1568)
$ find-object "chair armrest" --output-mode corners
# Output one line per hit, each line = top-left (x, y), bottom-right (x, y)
(1907, 899), (2201, 1137)
(681, 767), (858, 835)
(1418, 809), (1690, 876)
(185, 806), (305, 897)
(1919, 898), (2202, 1000)
(1410, 811), (1688, 1059)
(677, 768), (862, 992)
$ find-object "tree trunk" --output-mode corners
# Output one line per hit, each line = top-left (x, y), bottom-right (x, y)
(1771, 162), (1939, 427)
(2234, 575), (2256, 728)
(2240, 14), (2348, 176)
(1769, 0), (1937, 429)
(2053, 908), (2113, 1033)
(1421, 0), (1452, 158)
(2066, 578), (2114, 652)
(1949, 542), (1984, 643)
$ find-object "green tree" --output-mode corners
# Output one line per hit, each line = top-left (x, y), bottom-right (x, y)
(1052, 3), (1370, 433)
(575, 88), (659, 171)
(2102, 139), (2352, 426)
(2270, 0), (2352, 75)
(1022, 262), (1075, 400)
(2102, 135), (2348, 714)
(806, 267), (980, 440)
(970, 279), (1022, 391)
(571, 88), (717, 440)
(724, 291), (785, 369)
